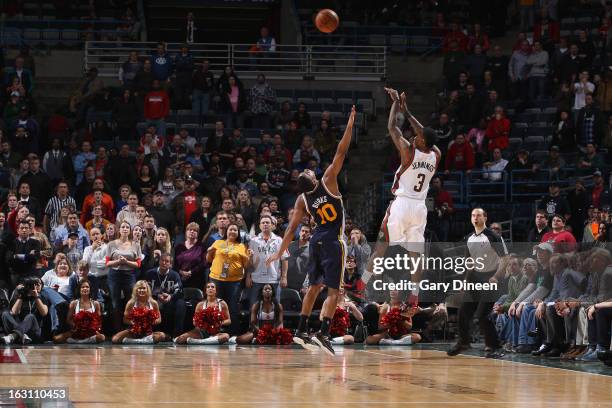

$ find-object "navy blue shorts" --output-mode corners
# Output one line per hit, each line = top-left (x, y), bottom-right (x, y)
(306, 237), (347, 290)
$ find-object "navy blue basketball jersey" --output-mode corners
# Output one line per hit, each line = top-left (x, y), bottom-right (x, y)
(303, 181), (345, 241)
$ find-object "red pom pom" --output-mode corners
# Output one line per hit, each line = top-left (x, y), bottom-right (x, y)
(73, 310), (101, 339)
(380, 307), (410, 338)
(128, 307), (160, 337)
(330, 307), (350, 337)
(193, 307), (224, 335)
(256, 324), (293, 345)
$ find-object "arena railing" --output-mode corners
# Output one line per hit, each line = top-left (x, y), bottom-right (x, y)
(85, 42), (386, 81)
(301, 24), (444, 56)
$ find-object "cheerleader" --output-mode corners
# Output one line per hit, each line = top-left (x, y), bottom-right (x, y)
(321, 288), (364, 345)
(232, 283), (284, 344)
(53, 279), (105, 344)
(366, 289), (421, 345)
(111, 280), (169, 344)
(175, 281), (231, 344)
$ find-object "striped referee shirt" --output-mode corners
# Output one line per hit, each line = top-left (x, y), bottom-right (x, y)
(45, 195), (76, 230)
(464, 228), (508, 273)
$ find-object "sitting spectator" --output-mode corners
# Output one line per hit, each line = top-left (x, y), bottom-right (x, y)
(293, 135), (321, 166)
(52, 212), (89, 253)
(538, 182), (571, 219)
(482, 147), (508, 181)
(576, 143), (605, 177)
(528, 210), (551, 243)
(442, 21), (468, 53)
(7, 220), (41, 287)
(431, 113), (455, 151)
(41, 257), (74, 299)
(506, 149), (536, 181)
(292, 103), (312, 129)
(458, 83), (483, 129)
(463, 45), (487, 87)
(314, 119), (337, 163)
(274, 101), (293, 130)
(532, 11), (560, 51)
(429, 176), (455, 242)
(444, 133), (475, 173)
(467, 23), (490, 53)
(589, 171), (611, 210)
(144, 253), (185, 337)
(537, 145), (565, 177)
(4, 56), (33, 95)
(485, 106), (510, 151)
(541, 214), (576, 253)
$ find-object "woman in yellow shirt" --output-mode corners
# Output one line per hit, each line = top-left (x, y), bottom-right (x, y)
(206, 223), (252, 334)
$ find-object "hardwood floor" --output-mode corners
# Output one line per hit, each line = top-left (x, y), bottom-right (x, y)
(0, 345), (611, 407)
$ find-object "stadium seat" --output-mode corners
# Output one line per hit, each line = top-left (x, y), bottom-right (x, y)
(280, 288), (302, 318)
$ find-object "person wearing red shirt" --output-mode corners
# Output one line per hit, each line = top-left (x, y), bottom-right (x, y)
(444, 133), (475, 173)
(81, 185), (115, 226)
(541, 214), (577, 253)
(144, 79), (170, 136)
(430, 176), (455, 241)
(442, 22), (468, 53)
(486, 106), (510, 151)
(170, 177), (202, 236)
(532, 14), (560, 46)
(467, 23), (490, 53)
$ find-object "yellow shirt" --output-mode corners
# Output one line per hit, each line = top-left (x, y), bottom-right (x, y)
(209, 240), (248, 282)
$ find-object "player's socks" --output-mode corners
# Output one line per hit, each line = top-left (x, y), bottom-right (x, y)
(296, 315), (309, 333)
(320, 317), (332, 337)
(331, 337), (344, 345)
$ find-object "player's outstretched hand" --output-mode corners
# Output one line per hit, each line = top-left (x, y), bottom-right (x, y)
(265, 252), (281, 266)
(400, 91), (407, 110)
(347, 105), (356, 126)
(384, 87), (399, 102)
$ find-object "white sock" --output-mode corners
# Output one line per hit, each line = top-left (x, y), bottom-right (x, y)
(331, 337), (344, 345)
(379, 338), (394, 345)
(66, 338), (78, 344)
(81, 335), (98, 344)
(228, 336), (237, 344)
(187, 336), (220, 345)
(141, 335), (154, 344)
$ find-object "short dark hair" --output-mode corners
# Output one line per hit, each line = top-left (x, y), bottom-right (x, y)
(422, 127), (438, 148)
(297, 174), (316, 193)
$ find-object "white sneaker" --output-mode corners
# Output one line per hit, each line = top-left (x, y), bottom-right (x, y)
(228, 336), (237, 344)
(1, 335), (12, 345)
(22, 334), (32, 344)
(396, 336), (413, 345)
(379, 338), (394, 345)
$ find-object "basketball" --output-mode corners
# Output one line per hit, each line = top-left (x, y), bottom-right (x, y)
(315, 9), (339, 33)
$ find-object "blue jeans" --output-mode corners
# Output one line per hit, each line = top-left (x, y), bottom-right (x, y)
(518, 305), (537, 345)
(192, 90), (210, 117)
(209, 278), (242, 335)
(107, 269), (137, 311)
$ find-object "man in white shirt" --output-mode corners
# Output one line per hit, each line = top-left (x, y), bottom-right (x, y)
(116, 193), (140, 227)
(246, 215), (287, 307)
(483, 148), (508, 181)
(573, 70), (595, 111)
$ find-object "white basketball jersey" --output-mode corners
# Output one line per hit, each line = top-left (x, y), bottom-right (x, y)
(391, 145), (438, 200)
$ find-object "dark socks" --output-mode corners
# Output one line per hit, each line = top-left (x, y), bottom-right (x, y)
(297, 314), (308, 333)
(320, 317), (331, 336)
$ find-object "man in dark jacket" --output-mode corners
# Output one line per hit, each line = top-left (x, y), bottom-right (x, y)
(144, 254), (185, 337)
(173, 44), (194, 110)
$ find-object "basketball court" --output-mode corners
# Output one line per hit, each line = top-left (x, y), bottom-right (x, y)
(1, 344), (610, 407)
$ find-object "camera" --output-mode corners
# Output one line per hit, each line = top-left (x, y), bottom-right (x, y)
(17, 276), (38, 300)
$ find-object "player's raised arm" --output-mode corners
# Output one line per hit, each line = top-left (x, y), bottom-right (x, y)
(265, 196), (307, 266)
(325, 105), (356, 180)
(385, 88), (411, 164)
(399, 91), (424, 137)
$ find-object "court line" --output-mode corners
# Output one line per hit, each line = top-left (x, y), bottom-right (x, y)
(68, 402), (612, 405)
(16, 349), (27, 364)
(360, 348), (612, 379)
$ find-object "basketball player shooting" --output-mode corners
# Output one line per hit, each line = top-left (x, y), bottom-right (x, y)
(266, 106), (356, 356)
(365, 87), (441, 308)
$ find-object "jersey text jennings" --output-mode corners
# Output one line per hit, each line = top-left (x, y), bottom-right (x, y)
(311, 196), (328, 209)
(411, 161), (435, 172)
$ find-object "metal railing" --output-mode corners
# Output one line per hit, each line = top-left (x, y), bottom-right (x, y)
(302, 24), (443, 56)
(85, 41), (386, 81)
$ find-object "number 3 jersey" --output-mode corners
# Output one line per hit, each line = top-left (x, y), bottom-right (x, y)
(391, 144), (438, 200)
(302, 180), (346, 241)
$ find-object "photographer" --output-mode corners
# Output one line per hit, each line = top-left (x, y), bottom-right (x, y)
(7, 220), (40, 287)
(0, 276), (49, 344)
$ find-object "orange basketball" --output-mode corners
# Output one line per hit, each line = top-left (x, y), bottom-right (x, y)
(315, 9), (339, 33)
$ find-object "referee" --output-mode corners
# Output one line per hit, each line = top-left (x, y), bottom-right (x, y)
(447, 207), (508, 358)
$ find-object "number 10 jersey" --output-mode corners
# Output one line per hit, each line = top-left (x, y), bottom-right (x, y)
(302, 180), (345, 241)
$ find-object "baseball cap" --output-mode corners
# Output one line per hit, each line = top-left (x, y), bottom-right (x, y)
(67, 232), (79, 239)
(593, 170), (602, 177)
(550, 145), (560, 152)
(153, 190), (164, 195)
(10, 91), (20, 97)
